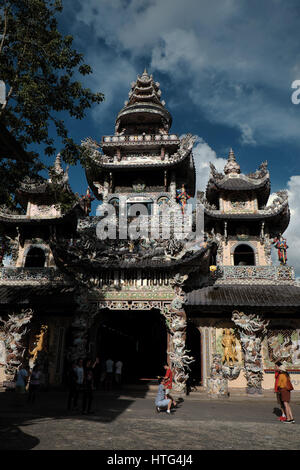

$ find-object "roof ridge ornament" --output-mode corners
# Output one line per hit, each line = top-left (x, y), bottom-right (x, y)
(224, 148), (241, 175)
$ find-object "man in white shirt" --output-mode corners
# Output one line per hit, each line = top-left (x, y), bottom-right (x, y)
(105, 358), (114, 390)
(115, 360), (123, 389)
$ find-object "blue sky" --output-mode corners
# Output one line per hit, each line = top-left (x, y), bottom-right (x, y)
(39, 0), (300, 274)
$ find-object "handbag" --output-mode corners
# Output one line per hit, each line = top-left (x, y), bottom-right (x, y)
(286, 377), (294, 391)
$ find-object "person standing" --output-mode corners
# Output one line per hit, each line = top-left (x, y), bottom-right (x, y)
(16, 364), (29, 394)
(28, 365), (41, 403)
(105, 358), (114, 391)
(277, 364), (295, 424)
(82, 359), (94, 414)
(67, 362), (78, 411)
(73, 358), (85, 410)
(93, 357), (101, 390)
(274, 361), (286, 421)
(115, 360), (123, 389)
(163, 364), (177, 408)
(155, 377), (172, 414)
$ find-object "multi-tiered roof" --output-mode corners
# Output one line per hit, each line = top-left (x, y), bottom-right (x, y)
(198, 149), (289, 236)
(115, 68), (172, 134)
(81, 70), (196, 199)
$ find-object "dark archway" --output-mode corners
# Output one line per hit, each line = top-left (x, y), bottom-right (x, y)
(24, 247), (46, 267)
(96, 309), (167, 383)
(234, 244), (255, 266)
(186, 322), (201, 387)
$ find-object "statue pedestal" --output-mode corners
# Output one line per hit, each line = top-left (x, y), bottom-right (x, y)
(207, 376), (229, 398)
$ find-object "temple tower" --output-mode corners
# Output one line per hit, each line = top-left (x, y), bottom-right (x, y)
(199, 149), (289, 269)
(83, 69), (196, 215)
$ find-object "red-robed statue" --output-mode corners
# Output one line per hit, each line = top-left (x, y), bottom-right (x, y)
(176, 184), (190, 214)
(81, 187), (94, 216)
(272, 235), (288, 265)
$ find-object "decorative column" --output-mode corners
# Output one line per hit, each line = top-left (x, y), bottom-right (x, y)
(161, 273), (194, 394)
(232, 310), (269, 394)
(69, 290), (97, 362)
(0, 309), (33, 382)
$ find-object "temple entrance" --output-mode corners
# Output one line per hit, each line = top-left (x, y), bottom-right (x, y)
(186, 323), (202, 387)
(96, 309), (167, 383)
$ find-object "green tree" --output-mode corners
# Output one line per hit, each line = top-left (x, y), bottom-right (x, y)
(0, 0), (103, 204)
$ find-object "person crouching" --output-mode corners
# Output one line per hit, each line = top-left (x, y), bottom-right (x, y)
(155, 377), (172, 414)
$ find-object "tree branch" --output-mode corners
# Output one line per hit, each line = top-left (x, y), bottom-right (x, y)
(0, 33), (28, 116)
(0, 4), (8, 57)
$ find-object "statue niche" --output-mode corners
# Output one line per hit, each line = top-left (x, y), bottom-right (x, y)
(221, 328), (241, 381)
(222, 328), (238, 365)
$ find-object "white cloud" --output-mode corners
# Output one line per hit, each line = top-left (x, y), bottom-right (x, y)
(192, 136), (227, 193)
(66, 0), (300, 146)
(285, 175), (300, 276)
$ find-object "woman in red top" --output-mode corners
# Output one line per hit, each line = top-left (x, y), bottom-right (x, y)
(163, 364), (177, 408)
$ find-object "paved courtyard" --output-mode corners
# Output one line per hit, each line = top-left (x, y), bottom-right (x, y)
(0, 388), (300, 450)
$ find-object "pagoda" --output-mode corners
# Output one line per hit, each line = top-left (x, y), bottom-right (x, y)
(51, 69), (216, 392)
(0, 72), (300, 396)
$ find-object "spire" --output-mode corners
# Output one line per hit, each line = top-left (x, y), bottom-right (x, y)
(224, 148), (241, 175)
(54, 153), (63, 175)
(126, 70), (164, 107)
(115, 70), (172, 134)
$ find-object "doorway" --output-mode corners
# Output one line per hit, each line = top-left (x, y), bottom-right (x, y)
(186, 322), (202, 387)
(96, 309), (167, 383)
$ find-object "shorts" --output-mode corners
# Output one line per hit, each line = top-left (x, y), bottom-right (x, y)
(280, 390), (291, 403)
(156, 399), (171, 408)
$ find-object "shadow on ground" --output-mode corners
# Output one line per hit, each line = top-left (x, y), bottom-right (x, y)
(0, 384), (151, 450)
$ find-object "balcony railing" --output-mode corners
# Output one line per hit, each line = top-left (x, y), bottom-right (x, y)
(0, 267), (68, 283)
(213, 265), (295, 282)
(102, 134), (180, 145)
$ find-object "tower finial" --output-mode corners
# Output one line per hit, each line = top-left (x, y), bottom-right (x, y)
(224, 148), (241, 175)
(54, 152), (63, 174)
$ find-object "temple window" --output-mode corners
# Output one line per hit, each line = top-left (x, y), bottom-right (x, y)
(24, 247), (46, 268)
(127, 202), (152, 216)
(233, 244), (255, 266)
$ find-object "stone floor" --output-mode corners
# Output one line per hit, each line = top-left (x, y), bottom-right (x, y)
(0, 388), (300, 450)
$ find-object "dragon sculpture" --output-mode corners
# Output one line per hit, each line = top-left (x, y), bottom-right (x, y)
(0, 309), (33, 381)
(68, 290), (98, 362)
(268, 334), (300, 364)
(232, 310), (269, 393)
(161, 273), (194, 393)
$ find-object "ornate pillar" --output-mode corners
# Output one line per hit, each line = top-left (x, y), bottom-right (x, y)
(0, 309), (33, 382)
(69, 290), (97, 362)
(232, 310), (269, 394)
(161, 274), (194, 394)
(200, 326), (214, 387)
